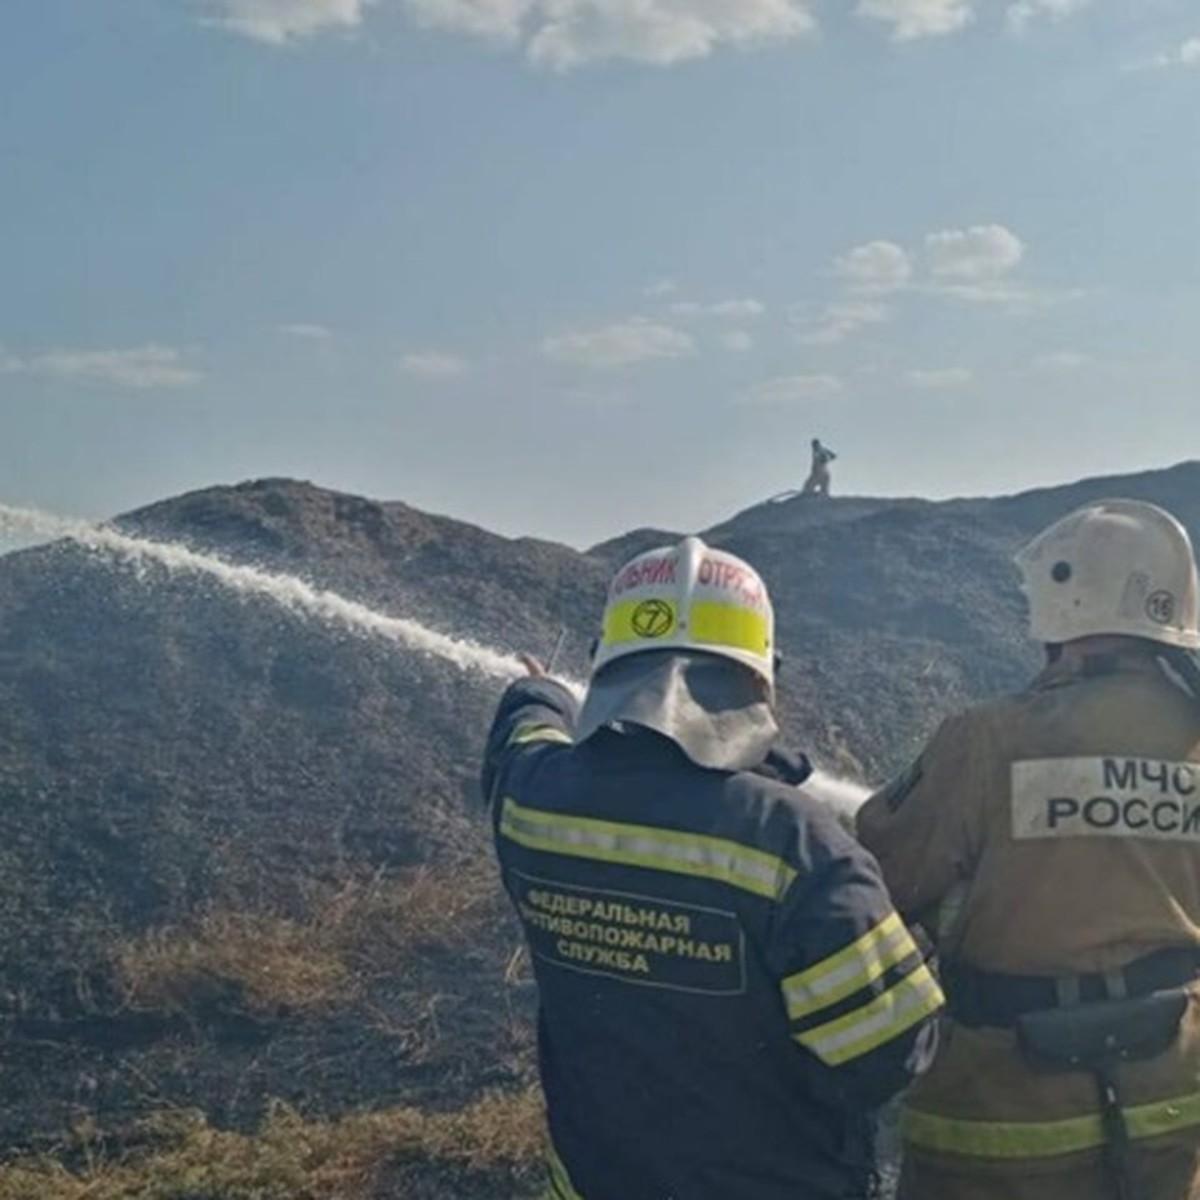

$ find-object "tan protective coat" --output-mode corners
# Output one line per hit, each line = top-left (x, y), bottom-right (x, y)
(858, 646), (1200, 1199)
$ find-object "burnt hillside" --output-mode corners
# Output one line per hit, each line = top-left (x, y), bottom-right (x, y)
(0, 462), (1195, 1196)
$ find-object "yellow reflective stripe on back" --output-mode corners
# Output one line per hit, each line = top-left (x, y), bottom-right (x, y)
(796, 964), (944, 1065)
(499, 797), (796, 900)
(603, 599), (679, 646)
(782, 912), (919, 1022)
(509, 724), (574, 747)
(904, 1090), (1200, 1159)
(546, 1143), (586, 1200)
(688, 601), (770, 656)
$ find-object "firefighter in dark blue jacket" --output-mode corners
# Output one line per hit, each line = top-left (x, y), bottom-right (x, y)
(482, 535), (942, 1200)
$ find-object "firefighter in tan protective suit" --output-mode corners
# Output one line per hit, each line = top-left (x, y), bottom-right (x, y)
(858, 499), (1200, 1200)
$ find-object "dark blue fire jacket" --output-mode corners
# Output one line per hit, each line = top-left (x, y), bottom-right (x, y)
(482, 676), (942, 1200)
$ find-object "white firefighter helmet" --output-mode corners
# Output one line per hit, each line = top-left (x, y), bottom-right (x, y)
(590, 535), (775, 687)
(576, 536), (778, 771)
(1014, 499), (1200, 649)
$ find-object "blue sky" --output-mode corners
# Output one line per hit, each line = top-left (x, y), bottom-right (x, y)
(1, 0), (1198, 548)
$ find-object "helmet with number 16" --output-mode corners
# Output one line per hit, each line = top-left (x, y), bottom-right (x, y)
(1014, 499), (1199, 649)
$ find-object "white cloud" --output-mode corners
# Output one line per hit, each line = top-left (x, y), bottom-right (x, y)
(644, 278), (679, 298)
(794, 220), (1069, 349)
(709, 298), (766, 319)
(542, 318), (694, 369)
(205, 0), (1089, 57)
(923, 223), (1033, 303)
(856, 0), (973, 41)
(528, 0), (816, 69)
(202, 0), (371, 44)
(834, 240), (913, 294)
(799, 299), (892, 346)
(402, 0), (814, 69)
(1150, 37), (1200, 69)
(1005, 0), (1088, 33)
(1035, 350), (1089, 370)
(907, 366), (973, 388)
(740, 374), (843, 404)
(791, 238), (908, 346)
(400, 350), (470, 378)
(797, 221), (1050, 344)
(671, 298), (766, 320)
(925, 224), (1024, 282)
(401, 0), (533, 41)
(720, 330), (755, 353)
(20, 345), (202, 389)
(277, 323), (333, 339)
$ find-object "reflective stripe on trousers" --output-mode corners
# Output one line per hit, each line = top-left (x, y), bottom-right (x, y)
(543, 1143), (586, 1200)
(904, 1091), (1200, 1159)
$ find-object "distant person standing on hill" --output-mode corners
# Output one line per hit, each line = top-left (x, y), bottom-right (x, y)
(802, 438), (837, 497)
(859, 499), (1200, 1200)
(482, 535), (942, 1200)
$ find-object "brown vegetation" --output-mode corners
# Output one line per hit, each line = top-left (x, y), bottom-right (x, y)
(117, 910), (351, 1017)
(0, 1087), (546, 1200)
(115, 864), (501, 1021)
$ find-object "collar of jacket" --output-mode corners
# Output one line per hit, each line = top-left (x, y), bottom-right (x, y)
(1032, 641), (1166, 691)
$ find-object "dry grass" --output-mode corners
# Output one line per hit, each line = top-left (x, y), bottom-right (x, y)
(117, 910), (351, 1017)
(318, 863), (499, 974)
(115, 864), (502, 1020)
(0, 1087), (546, 1200)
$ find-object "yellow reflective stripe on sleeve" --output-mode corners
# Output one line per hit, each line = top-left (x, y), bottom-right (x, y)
(903, 1090), (1200, 1159)
(688, 601), (770, 656)
(499, 797), (796, 900)
(796, 963), (944, 1065)
(603, 599), (679, 646)
(509, 724), (574, 747)
(782, 911), (920, 1022)
(545, 1143), (586, 1200)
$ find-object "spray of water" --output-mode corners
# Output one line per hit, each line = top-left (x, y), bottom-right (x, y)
(0, 503), (529, 683)
(804, 771), (871, 817)
(0, 503), (872, 813)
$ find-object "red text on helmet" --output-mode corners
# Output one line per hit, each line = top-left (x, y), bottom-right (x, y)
(698, 558), (765, 607)
(612, 555), (678, 596)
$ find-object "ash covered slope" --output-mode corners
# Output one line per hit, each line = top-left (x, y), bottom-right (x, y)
(0, 479), (605, 909)
(0, 480), (604, 1159)
(0, 464), (1195, 1176)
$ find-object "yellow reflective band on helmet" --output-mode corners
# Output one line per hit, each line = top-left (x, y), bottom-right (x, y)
(903, 1090), (1200, 1159)
(688, 601), (770, 657)
(602, 599), (680, 648)
(782, 912), (920, 1022)
(601, 599), (768, 658)
(544, 1143), (586, 1200)
(499, 797), (796, 901)
(509, 724), (574, 748)
(795, 964), (944, 1066)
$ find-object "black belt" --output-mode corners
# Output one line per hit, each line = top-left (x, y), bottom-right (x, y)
(946, 946), (1200, 1029)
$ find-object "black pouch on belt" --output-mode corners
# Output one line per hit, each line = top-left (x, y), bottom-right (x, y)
(1015, 990), (1188, 1200)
